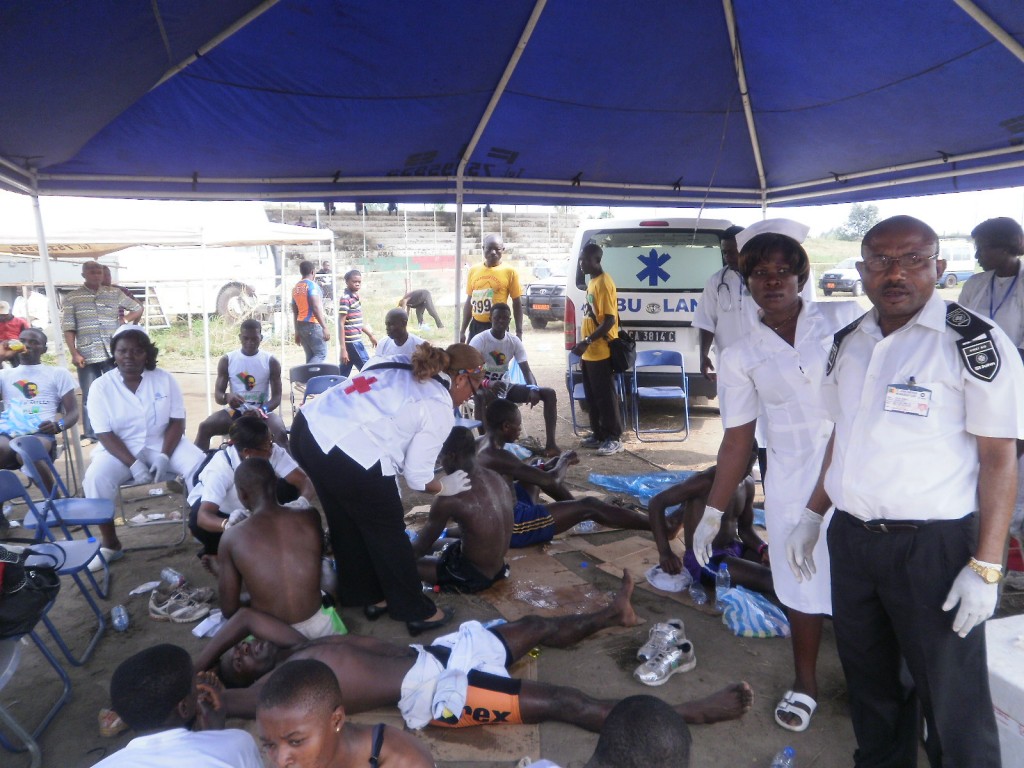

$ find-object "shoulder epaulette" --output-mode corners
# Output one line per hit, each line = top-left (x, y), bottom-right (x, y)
(945, 302), (1000, 381)
(825, 315), (864, 375)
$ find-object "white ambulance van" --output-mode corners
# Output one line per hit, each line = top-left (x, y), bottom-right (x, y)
(563, 217), (734, 400)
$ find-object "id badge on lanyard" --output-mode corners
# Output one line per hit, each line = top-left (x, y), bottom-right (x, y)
(884, 378), (931, 417)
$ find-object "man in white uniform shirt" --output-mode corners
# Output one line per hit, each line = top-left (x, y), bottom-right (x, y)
(93, 644), (262, 768)
(470, 302), (561, 456)
(786, 216), (1024, 767)
(373, 308), (425, 359)
(957, 216), (1024, 551)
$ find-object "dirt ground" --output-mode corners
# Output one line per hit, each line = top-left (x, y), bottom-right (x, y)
(3, 319), (1018, 767)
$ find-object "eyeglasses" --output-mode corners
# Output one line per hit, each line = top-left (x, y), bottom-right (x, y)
(861, 252), (938, 272)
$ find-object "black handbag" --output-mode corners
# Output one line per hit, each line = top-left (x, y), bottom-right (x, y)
(607, 329), (636, 373)
(0, 542), (62, 639)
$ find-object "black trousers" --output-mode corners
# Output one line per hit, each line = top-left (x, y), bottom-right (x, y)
(407, 291), (444, 328)
(581, 356), (621, 441)
(291, 413), (436, 622)
(828, 510), (1000, 768)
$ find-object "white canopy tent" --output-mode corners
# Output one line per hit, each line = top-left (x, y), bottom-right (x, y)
(0, 197), (333, 474)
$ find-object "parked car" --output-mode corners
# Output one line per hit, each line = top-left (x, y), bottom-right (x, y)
(525, 263), (567, 329)
(819, 257), (862, 296)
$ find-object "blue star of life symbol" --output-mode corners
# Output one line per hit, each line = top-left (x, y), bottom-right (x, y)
(636, 249), (671, 286)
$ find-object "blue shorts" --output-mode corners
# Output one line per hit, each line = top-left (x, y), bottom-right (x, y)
(683, 540), (744, 586)
(510, 483), (556, 548)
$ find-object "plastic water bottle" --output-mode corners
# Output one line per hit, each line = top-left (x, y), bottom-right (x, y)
(770, 746), (796, 767)
(688, 582), (707, 605)
(715, 562), (731, 612)
(481, 618), (507, 629)
(161, 567), (185, 589)
(111, 605), (130, 632)
(574, 520), (597, 533)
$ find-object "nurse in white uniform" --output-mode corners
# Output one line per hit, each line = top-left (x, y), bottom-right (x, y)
(691, 222), (862, 733)
(290, 343), (484, 636)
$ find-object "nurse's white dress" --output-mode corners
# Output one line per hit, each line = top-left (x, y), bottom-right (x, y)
(718, 300), (863, 613)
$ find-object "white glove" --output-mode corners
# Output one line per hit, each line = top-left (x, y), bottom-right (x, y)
(148, 453), (171, 482)
(692, 505), (725, 567)
(225, 509), (250, 529)
(941, 564), (999, 638)
(437, 470), (471, 497)
(785, 508), (824, 583)
(283, 497), (312, 510)
(130, 459), (151, 485)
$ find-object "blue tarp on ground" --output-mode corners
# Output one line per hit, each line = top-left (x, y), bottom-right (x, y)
(1, 1), (1023, 206)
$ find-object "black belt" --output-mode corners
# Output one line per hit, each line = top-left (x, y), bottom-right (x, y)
(838, 509), (944, 534)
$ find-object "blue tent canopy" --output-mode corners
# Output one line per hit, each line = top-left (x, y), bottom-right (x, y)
(2, 0), (1023, 207)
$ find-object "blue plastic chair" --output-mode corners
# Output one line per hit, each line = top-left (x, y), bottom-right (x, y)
(567, 353), (628, 436)
(301, 374), (346, 406)
(0, 631), (72, 765)
(289, 363), (341, 417)
(630, 349), (689, 442)
(0, 471), (107, 665)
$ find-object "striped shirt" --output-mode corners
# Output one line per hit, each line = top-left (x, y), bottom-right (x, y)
(337, 289), (364, 343)
(60, 286), (142, 364)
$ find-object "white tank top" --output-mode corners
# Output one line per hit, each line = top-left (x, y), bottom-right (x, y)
(226, 349), (272, 406)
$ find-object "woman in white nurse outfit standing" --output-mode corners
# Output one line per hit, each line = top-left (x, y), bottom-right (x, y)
(690, 220), (862, 732)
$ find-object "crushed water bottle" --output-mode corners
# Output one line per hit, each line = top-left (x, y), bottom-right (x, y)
(574, 520), (597, 534)
(688, 582), (707, 605)
(161, 567), (185, 589)
(111, 605), (130, 632)
(715, 562), (731, 612)
(770, 746), (796, 767)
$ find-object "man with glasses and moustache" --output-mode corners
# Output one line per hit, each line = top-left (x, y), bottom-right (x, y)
(786, 215), (1024, 767)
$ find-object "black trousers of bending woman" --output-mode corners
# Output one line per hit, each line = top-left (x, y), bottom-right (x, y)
(291, 413), (436, 622)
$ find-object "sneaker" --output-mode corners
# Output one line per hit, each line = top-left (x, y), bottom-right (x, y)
(579, 436), (601, 449)
(633, 641), (696, 686)
(152, 582), (216, 605)
(149, 590), (211, 623)
(596, 439), (624, 456)
(637, 618), (687, 662)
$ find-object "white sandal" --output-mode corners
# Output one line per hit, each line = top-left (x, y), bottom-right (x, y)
(774, 690), (817, 732)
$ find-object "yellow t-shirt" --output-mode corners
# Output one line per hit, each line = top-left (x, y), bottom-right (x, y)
(465, 264), (523, 322)
(581, 272), (619, 362)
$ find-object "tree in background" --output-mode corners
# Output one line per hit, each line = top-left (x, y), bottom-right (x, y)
(825, 203), (880, 240)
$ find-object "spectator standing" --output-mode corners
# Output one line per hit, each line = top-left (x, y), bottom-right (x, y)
(337, 269), (376, 377)
(570, 244), (622, 456)
(460, 234), (523, 341)
(399, 288), (444, 329)
(291, 260), (331, 364)
(373, 308), (424, 359)
(787, 216), (1024, 766)
(61, 260), (143, 439)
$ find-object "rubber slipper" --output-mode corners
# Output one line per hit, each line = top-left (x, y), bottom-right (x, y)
(88, 547), (124, 573)
(774, 690), (817, 732)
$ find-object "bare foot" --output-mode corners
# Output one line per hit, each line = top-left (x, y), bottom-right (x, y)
(608, 570), (643, 628)
(677, 682), (753, 724)
(200, 554), (221, 578)
(543, 446), (562, 458)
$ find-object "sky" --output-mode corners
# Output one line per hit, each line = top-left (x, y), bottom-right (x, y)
(2, 187), (1023, 241)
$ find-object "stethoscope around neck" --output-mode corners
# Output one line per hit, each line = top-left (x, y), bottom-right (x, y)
(717, 268), (744, 312)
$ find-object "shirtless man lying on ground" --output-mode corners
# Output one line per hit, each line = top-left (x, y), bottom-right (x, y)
(197, 572), (752, 730)
(411, 426), (513, 592)
(479, 399), (683, 547)
(648, 443), (772, 595)
(219, 457), (345, 639)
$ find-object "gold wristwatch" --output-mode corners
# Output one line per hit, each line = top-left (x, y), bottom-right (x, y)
(968, 557), (1003, 584)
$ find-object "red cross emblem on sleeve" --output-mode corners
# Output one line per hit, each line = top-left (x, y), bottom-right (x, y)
(344, 376), (378, 394)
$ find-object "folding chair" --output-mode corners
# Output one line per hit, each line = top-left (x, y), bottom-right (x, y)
(290, 363), (341, 418)
(11, 436), (114, 543)
(0, 471), (107, 665)
(567, 353), (628, 436)
(0, 631), (72, 766)
(630, 349), (690, 442)
(301, 374), (346, 407)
